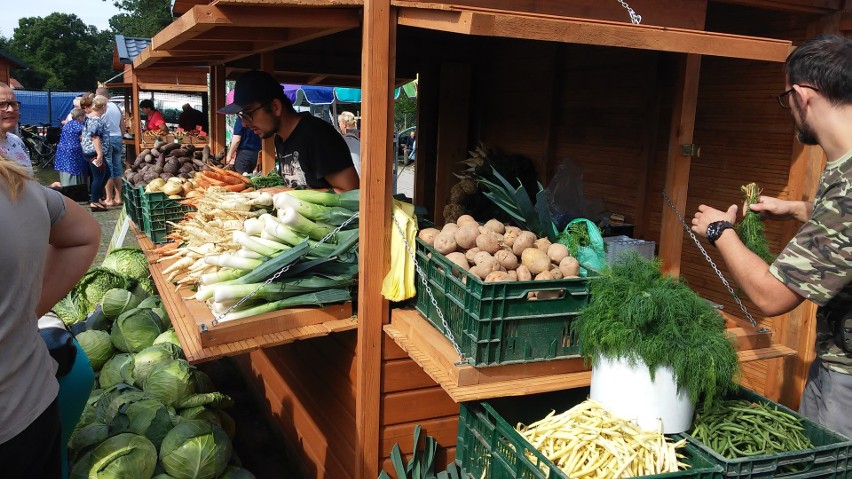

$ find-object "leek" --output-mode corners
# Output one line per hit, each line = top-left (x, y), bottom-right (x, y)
(200, 268), (250, 285)
(219, 289), (352, 322)
(232, 241), (311, 285)
(213, 275), (356, 303)
(204, 254), (263, 270)
(276, 189), (360, 210)
(233, 231), (289, 257)
(243, 217), (264, 236)
(275, 193), (358, 226)
(234, 249), (267, 260)
(278, 206), (335, 242)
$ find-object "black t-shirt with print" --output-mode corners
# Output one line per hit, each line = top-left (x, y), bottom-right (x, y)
(274, 113), (354, 189)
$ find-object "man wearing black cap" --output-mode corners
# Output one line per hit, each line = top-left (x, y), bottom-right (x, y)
(219, 70), (359, 192)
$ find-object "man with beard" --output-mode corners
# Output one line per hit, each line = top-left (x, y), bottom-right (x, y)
(691, 35), (851, 436)
(218, 70), (358, 192)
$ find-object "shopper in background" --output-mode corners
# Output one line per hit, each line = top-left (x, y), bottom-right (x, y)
(97, 87), (125, 208)
(691, 35), (852, 437)
(82, 96), (111, 212)
(54, 108), (88, 187)
(0, 155), (100, 478)
(139, 99), (168, 134)
(218, 70), (358, 192)
(0, 82), (32, 171)
(178, 103), (207, 133)
(337, 111), (361, 177)
(226, 116), (261, 175)
(62, 97), (82, 125)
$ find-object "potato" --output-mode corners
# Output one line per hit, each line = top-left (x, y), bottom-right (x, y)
(484, 219), (506, 235)
(516, 264), (532, 281)
(469, 263), (492, 280)
(547, 243), (570, 264)
(434, 231), (458, 255)
(446, 252), (469, 272)
(494, 249), (518, 270)
(534, 237), (552, 252)
(456, 214), (478, 227)
(512, 231), (536, 256)
(441, 223), (459, 234)
(464, 247), (481, 264)
(503, 227), (521, 247)
(507, 270), (518, 281)
(559, 256), (580, 278)
(549, 268), (563, 280)
(521, 248), (551, 275)
(476, 232), (502, 254)
(473, 251), (494, 266)
(454, 223), (480, 250)
(485, 271), (511, 283)
(418, 228), (440, 247)
(535, 271), (554, 281)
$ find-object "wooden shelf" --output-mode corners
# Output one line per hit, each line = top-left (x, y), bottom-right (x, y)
(136, 227), (357, 364)
(386, 309), (797, 403)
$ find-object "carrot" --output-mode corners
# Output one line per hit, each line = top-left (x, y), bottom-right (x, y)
(223, 183), (247, 192)
(211, 165), (252, 185)
(200, 174), (227, 187)
(203, 171), (242, 185)
(152, 242), (179, 255)
(195, 176), (212, 188)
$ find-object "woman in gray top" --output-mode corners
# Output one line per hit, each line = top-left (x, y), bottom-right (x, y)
(0, 156), (100, 477)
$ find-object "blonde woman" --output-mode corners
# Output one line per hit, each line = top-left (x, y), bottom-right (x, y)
(0, 156), (100, 477)
(0, 82), (32, 171)
(81, 95), (111, 211)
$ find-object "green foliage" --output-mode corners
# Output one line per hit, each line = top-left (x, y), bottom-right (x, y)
(394, 96), (417, 132)
(109, 0), (173, 38)
(736, 183), (776, 264)
(4, 13), (113, 90)
(476, 166), (557, 241)
(378, 425), (460, 479)
(572, 253), (740, 408)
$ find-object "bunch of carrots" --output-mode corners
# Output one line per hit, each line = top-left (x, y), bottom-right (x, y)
(181, 166), (254, 207)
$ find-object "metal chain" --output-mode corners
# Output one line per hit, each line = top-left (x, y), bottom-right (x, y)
(617, 0), (642, 24)
(392, 216), (466, 364)
(210, 211), (360, 327)
(661, 191), (759, 328)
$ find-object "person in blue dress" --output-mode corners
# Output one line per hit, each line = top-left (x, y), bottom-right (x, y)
(54, 109), (88, 187)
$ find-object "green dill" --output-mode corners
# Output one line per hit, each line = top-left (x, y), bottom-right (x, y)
(556, 221), (591, 257)
(251, 172), (286, 189)
(736, 182), (776, 264)
(572, 253), (740, 409)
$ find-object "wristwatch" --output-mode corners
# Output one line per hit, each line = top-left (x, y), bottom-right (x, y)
(706, 220), (735, 247)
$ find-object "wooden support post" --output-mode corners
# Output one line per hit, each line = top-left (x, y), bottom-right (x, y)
(210, 65), (226, 156)
(131, 72), (141, 154)
(357, 1), (395, 478)
(658, 54), (701, 276)
(260, 52), (276, 174)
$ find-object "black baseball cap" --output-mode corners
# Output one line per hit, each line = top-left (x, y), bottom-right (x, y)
(218, 70), (283, 115)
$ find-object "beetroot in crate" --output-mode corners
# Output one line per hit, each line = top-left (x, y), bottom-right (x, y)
(414, 237), (590, 367)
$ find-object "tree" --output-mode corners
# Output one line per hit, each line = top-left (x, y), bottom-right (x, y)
(6, 13), (114, 91)
(109, 0), (172, 38)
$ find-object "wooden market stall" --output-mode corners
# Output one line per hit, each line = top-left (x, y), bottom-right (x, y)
(133, 1), (851, 478)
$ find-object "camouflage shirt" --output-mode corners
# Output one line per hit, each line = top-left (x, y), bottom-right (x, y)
(770, 149), (852, 374)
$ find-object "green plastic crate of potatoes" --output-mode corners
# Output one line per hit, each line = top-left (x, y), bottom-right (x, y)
(414, 238), (590, 367)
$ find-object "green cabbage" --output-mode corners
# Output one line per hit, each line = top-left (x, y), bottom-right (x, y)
(143, 359), (195, 406)
(153, 329), (180, 349)
(76, 268), (132, 313)
(134, 345), (179, 387)
(219, 466), (256, 479)
(54, 291), (88, 326)
(111, 308), (163, 353)
(67, 422), (109, 462)
(99, 354), (136, 389)
(105, 394), (176, 448)
(102, 247), (151, 280)
(138, 296), (170, 329)
(138, 277), (157, 296)
(175, 392), (233, 410)
(101, 288), (143, 319)
(159, 420), (232, 479)
(76, 330), (115, 371)
(70, 433), (157, 479)
(192, 370), (215, 393)
(178, 407), (236, 440)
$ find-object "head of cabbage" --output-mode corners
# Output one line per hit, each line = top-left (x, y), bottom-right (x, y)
(99, 354), (136, 389)
(160, 420), (232, 479)
(102, 248), (151, 280)
(111, 308), (163, 353)
(101, 288), (143, 319)
(142, 359), (196, 406)
(76, 268), (132, 313)
(105, 393), (177, 448)
(70, 433), (157, 479)
(134, 345), (181, 387)
(76, 330), (115, 371)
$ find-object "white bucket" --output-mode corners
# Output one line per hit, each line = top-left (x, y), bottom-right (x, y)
(589, 355), (695, 433)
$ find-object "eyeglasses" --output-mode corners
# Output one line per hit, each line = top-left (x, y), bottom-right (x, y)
(236, 100), (271, 121)
(0, 101), (22, 111)
(777, 85), (819, 109)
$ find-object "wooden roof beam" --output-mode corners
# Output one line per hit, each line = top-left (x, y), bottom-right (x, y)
(397, 7), (792, 62)
(191, 27), (295, 42)
(218, 27), (353, 64)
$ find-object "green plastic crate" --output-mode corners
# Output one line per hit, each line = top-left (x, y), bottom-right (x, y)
(121, 179), (143, 226)
(414, 238), (590, 367)
(683, 387), (852, 478)
(456, 388), (723, 479)
(140, 190), (195, 243)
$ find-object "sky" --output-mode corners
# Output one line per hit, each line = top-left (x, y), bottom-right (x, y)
(0, 1), (124, 38)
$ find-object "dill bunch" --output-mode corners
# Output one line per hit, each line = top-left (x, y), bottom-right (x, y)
(573, 253), (740, 409)
(736, 182), (776, 264)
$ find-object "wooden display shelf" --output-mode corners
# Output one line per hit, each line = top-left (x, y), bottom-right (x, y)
(385, 309), (796, 403)
(136, 228), (357, 363)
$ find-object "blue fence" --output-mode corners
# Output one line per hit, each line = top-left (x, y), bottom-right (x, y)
(15, 90), (84, 127)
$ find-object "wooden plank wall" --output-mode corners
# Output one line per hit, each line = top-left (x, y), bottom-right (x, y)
(233, 330), (459, 479)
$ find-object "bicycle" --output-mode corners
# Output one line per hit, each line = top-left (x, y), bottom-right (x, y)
(19, 123), (57, 169)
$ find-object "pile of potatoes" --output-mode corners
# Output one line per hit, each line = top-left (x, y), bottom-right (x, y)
(419, 215), (581, 296)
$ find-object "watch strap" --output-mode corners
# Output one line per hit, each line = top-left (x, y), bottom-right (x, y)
(706, 220), (735, 246)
